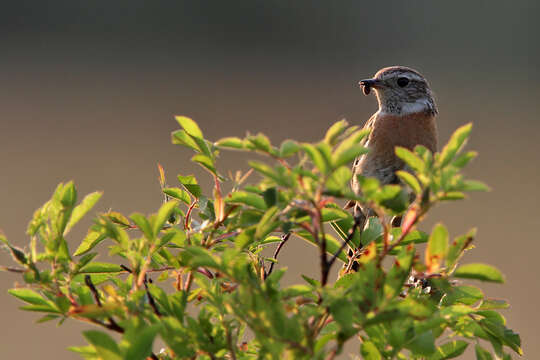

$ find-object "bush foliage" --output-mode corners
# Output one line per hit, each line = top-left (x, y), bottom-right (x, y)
(1, 116), (521, 359)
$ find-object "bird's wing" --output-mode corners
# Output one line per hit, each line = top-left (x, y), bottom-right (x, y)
(344, 113), (378, 209)
(359, 112), (377, 147)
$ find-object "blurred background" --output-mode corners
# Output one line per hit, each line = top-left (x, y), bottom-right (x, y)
(1, 1), (539, 359)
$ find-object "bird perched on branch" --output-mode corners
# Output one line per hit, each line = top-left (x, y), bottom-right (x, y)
(348, 66), (438, 228)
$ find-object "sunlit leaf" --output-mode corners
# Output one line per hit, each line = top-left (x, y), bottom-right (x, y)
(428, 340), (468, 360)
(396, 147), (425, 173)
(83, 330), (122, 360)
(439, 123), (472, 168)
(280, 139), (300, 157)
(215, 136), (244, 149)
(64, 191), (102, 235)
(175, 115), (203, 139)
(426, 223), (448, 273)
(79, 262), (124, 274)
(163, 187), (191, 205)
(454, 263), (504, 283)
(178, 174), (201, 198)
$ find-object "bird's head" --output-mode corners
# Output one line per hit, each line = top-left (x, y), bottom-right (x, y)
(359, 66), (437, 116)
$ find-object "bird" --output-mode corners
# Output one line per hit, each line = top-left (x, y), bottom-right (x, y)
(348, 66), (438, 230)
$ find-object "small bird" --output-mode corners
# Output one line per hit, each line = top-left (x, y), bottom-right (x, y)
(349, 66), (438, 228)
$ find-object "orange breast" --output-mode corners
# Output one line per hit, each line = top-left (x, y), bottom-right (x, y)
(357, 111), (437, 180)
(370, 111), (437, 156)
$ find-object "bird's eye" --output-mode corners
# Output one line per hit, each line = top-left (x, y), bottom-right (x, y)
(397, 77), (409, 87)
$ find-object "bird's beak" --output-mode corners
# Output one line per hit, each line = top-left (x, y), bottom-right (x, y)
(359, 78), (381, 95)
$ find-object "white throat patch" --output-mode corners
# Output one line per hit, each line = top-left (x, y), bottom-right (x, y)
(400, 99), (431, 115)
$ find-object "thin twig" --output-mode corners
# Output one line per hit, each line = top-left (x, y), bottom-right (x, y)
(143, 276), (162, 317)
(0, 266), (26, 273)
(326, 216), (362, 272)
(265, 232), (291, 279)
(84, 275), (123, 332)
(85, 275), (102, 306)
(312, 207), (330, 286)
(120, 264), (132, 273)
(184, 201), (197, 230)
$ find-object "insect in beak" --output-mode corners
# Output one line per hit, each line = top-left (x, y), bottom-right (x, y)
(359, 79), (378, 95)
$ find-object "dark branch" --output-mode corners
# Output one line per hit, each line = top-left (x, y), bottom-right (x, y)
(327, 216), (363, 270)
(84, 275), (123, 332)
(265, 232), (291, 279)
(85, 274), (102, 307)
(144, 276), (162, 317)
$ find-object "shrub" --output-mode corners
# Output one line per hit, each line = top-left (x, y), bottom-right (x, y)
(1, 117), (521, 359)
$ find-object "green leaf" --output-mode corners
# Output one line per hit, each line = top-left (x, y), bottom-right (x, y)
(1, 237), (28, 265)
(360, 341), (382, 360)
(64, 191), (102, 235)
(171, 129), (199, 151)
(180, 246), (220, 269)
(452, 151), (477, 168)
(332, 128), (370, 162)
(279, 139), (300, 157)
(326, 166), (352, 193)
(446, 230), (475, 272)
(262, 187), (278, 207)
(83, 330), (122, 360)
(428, 340), (468, 360)
(303, 143), (329, 174)
(478, 299), (509, 310)
(395, 147), (425, 173)
(329, 298), (357, 335)
(332, 144), (368, 168)
(175, 115), (203, 139)
(68, 345), (98, 358)
(226, 191), (267, 210)
(191, 154), (217, 175)
(376, 185), (409, 213)
(246, 133), (273, 154)
(105, 212), (132, 228)
(177, 175), (201, 198)
(215, 136), (244, 149)
(153, 200), (178, 237)
(122, 324), (161, 360)
(19, 304), (61, 314)
(163, 187), (191, 205)
(442, 285), (484, 306)
(426, 223), (448, 272)
(8, 289), (49, 306)
(320, 207), (349, 222)
(73, 230), (106, 256)
(475, 345), (493, 360)
(439, 123), (472, 168)
(248, 161), (289, 186)
(396, 170), (421, 194)
(255, 206), (279, 240)
(406, 331), (436, 356)
(79, 262), (124, 274)
(461, 180), (490, 192)
(454, 263), (504, 283)
(281, 284), (313, 298)
(60, 181), (77, 207)
(130, 213), (153, 240)
(324, 119), (349, 145)
(359, 217), (383, 246)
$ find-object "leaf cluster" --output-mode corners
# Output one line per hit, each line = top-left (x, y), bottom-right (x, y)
(1, 117), (520, 359)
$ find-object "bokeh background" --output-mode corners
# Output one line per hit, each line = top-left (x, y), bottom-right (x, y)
(1, 1), (539, 359)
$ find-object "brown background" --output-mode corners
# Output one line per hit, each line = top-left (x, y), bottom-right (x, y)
(1, 1), (539, 359)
